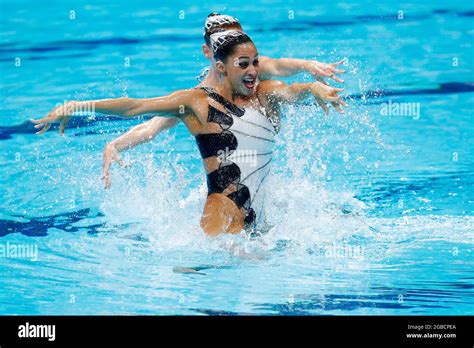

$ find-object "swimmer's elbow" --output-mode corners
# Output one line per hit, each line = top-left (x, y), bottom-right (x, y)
(259, 56), (280, 79)
(117, 98), (143, 117)
(123, 103), (143, 117)
(122, 98), (165, 117)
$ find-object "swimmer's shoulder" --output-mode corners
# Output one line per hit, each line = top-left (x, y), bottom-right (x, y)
(165, 87), (208, 112)
(175, 87), (210, 122)
(256, 80), (287, 105)
(257, 79), (286, 95)
(256, 80), (286, 117)
(172, 86), (207, 102)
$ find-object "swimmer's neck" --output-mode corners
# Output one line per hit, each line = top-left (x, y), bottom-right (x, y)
(201, 65), (219, 86)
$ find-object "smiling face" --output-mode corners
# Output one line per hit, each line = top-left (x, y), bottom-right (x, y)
(216, 42), (259, 96)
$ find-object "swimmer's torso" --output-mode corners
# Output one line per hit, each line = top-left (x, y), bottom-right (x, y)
(180, 86), (277, 228)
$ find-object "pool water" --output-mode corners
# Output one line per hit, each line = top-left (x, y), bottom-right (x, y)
(0, 0), (473, 315)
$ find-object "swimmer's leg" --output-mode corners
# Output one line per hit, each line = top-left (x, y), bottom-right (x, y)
(200, 194), (244, 236)
(172, 267), (207, 275)
(172, 265), (234, 275)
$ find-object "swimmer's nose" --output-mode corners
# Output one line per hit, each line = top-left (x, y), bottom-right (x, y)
(247, 65), (258, 77)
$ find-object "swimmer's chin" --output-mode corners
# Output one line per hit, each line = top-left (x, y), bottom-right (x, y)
(240, 83), (256, 96)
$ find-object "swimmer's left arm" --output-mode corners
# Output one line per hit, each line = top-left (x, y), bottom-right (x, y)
(259, 80), (346, 114)
(259, 56), (345, 83)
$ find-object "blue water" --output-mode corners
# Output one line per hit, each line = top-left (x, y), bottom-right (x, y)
(0, 0), (473, 315)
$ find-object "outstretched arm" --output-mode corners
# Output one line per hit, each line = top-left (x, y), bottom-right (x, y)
(102, 117), (179, 188)
(259, 56), (345, 83)
(258, 80), (346, 114)
(30, 89), (197, 135)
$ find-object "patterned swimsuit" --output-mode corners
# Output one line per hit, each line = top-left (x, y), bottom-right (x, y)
(195, 87), (276, 228)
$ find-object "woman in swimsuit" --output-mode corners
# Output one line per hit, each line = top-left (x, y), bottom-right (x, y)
(100, 13), (346, 187)
(30, 30), (345, 236)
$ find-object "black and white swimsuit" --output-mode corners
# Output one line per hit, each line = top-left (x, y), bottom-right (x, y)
(195, 87), (276, 228)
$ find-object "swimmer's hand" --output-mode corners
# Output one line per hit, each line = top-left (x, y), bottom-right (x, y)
(310, 81), (347, 114)
(102, 143), (130, 189)
(30, 101), (75, 135)
(306, 59), (346, 83)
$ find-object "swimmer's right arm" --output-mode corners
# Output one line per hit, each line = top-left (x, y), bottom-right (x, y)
(30, 89), (198, 135)
(259, 57), (346, 83)
(259, 80), (347, 114)
(102, 117), (179, 188)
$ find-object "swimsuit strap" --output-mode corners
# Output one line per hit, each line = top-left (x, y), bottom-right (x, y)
(200, 87), (245, 117)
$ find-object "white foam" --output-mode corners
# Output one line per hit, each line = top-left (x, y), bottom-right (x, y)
(97, 102), (473, 260)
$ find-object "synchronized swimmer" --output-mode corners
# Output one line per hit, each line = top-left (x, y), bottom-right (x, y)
(31, 13), (346, 236)
(101, 13), (345, 188)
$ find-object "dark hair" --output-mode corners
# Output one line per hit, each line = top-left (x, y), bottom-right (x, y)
(212, 31), (253, 63)
(203, 13), (242, 46)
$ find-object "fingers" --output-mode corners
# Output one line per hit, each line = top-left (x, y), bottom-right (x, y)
(101, 170), (111, 189)
(331, 102), (344, 114)
(115, 157), (128, 168)
(30, 117), (49, 125)
(59, 115), (71, 136)
(109, 146), (131, 168)
(101, 175), (111, 189)
(102, 147), (131, 189)
(339, 99), (348, 107)
(102, 155), (112, 176)
(30, 118), (40, 124)
(324, 96), (342, 102)
(330, 75), (345, 83)
(101, 154), (112, 188)
(318, 69), (344, 83)
(316, 76), (329, 85)
(35, 123), (50, 135)
(116, 158), (131, 168)
(317, 70), (332, 78)
(316, 98), (329, 114)
(313, 65), (345, 83)
(111, 150), (127, 168)
(31, 115), (58, 135)
(331, 59), (346, 66)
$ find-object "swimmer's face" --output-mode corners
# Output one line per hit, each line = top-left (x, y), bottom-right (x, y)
(217, 43), (259, 96)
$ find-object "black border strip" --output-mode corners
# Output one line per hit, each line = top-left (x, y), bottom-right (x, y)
(0, 315), (472, 346)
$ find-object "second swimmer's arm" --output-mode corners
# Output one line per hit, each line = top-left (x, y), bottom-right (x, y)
(102, 117), (179, 188)
(108, 117), (179, 152)
(259, 56), (345, 83)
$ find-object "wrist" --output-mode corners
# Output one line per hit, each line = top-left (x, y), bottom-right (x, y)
(289, 82), (313, 101)
(305, 61), (324, 77)
(310, 82), (323, 96)
(302, 60), (314, 72)
(103, 141), (115, 154)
